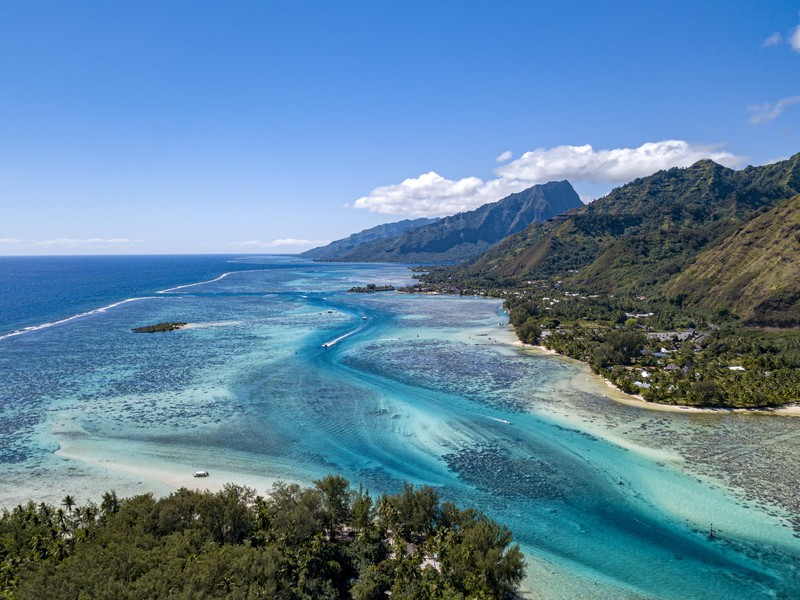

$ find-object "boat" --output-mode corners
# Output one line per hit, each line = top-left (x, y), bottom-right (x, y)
(362, 316), (368, 320)
(193, 470), (209, 477)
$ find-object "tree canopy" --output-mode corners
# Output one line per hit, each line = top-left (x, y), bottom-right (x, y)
(0, 477), (525, 600)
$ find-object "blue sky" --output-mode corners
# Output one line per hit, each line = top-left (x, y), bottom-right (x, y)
(1, 1), (799, 254)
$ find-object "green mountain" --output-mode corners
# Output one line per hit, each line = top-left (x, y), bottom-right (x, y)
(300, 217), (437, 259)
(665, 194), (800, 326)
(329, 181), (582, 263)
(463, 154), (800, 324)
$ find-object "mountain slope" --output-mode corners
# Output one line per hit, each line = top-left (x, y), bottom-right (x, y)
(300, 217), (437, 259)
(466, 154), (800, 303)
(665, 194), (800, 326)
(334, 181), (582, 263)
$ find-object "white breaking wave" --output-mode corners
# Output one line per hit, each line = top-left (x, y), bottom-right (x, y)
(0, 297), (159, 342)
(158, 272), (233, 293)
(158, 269), (267, 293)
(2, 267), (264, 343)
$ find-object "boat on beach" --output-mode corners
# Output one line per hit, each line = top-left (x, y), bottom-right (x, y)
(193, 470), (209, 477)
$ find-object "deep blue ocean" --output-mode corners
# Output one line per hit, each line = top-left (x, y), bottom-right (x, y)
(1, 254), (799, 599)
(0, 255), (273, 338)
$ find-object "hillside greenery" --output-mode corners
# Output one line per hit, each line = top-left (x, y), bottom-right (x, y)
(468, 155), (800, 321)
(665, 194), (800, 326)
(0, 477), (525, 600)
(411, 155), (800, 408)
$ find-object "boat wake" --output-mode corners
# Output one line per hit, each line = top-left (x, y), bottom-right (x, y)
(321, 327), (362, 348)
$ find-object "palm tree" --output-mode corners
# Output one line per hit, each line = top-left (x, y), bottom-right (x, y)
(100, 491), (119, 516)
(49, 539), (69, 562)
(55, 508), (67, 534)
(61, 495), (75, 515)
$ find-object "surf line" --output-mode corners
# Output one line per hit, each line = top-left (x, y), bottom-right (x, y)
(158, 268), (272, 293)
(0, 297), (159, 342)
(321, 328), (361, 348)
(158, 272), (232, 293)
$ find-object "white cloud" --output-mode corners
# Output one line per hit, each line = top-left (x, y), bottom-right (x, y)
(0, 238), (23, 244)
(496, 140), (742, 184)
(762, 32), (782, 47)
(352, 171), (529, 217)
(748, 95), (800, 124)
(495, 150), (513, 163)
(791, 24), (800, 52)
(32, 238), (143, 248)
(233, 239), (330, 250)
(352, 140), (744, 217)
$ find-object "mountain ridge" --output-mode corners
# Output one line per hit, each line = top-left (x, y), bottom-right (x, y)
(301, 217), (438, 260)
(463, 154), (800, 318)
(322, 181), (583, 263)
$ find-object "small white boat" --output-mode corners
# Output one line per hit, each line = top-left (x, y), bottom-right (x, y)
(362, 316), (368, 320)
(193, 470), (210, 477)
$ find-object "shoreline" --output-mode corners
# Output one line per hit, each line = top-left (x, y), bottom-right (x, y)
(51, 434), (290, 500)
(511, 338), (800, 416)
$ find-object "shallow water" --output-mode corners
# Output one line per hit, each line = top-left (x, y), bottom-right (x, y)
(1, 256), (799, 599)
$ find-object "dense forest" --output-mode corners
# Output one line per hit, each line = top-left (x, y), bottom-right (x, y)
(0, 476), (525, 599)
(503, 292), (800, 408)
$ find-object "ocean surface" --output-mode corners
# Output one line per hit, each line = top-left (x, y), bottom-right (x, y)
(1, 254), (799, 599)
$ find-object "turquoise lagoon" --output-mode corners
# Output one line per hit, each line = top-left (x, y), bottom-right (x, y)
(1, 256), (799, 599)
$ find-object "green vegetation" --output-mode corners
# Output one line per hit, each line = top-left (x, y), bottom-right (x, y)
(131, 322), (188, 333)
(408, 275), (800, 407)
(407, 154), (800, 409)
(348, 284), (396, 293)
(665, 194), (800, 327)
(0, 477), (525, 599)
(465, 154), (800, 324)
(506, 292), (800, 407)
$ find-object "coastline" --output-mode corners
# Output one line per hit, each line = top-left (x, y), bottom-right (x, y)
(51, 433), (290, 501)
(511, 338), (800, 416)
(7, 282), (800, 599)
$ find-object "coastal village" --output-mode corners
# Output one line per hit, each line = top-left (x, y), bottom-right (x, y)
(402, 278), (800, 408)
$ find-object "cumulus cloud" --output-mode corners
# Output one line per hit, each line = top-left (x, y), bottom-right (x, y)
(495, 150), (513, 163)
(762, 32), (782, 47)
(352, 171), (529, 217)
(791, 24), (800, 52)
(352, 140), (744, 217)
(748, 95), (800, 124)
(496, 140), (742, 184)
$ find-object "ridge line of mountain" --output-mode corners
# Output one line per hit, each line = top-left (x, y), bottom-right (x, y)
(304, 180), (583, 263)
